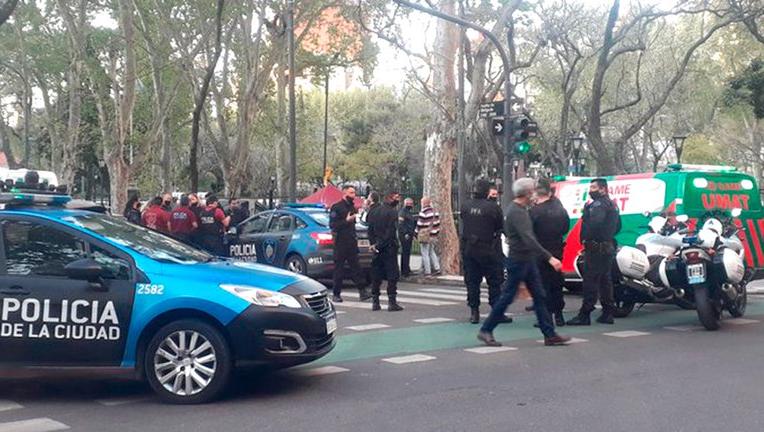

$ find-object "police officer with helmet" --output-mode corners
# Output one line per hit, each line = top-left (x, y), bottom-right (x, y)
(197, 194), (230, 256)
(460, 179), (511, 324)
(568, 178), (621, 325)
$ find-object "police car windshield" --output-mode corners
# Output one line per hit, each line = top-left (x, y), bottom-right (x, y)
(63, 213), (213, 264)
(305, 211), (329, 227)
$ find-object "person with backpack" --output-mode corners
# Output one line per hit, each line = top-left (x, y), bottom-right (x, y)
(416, 197), (441, 276)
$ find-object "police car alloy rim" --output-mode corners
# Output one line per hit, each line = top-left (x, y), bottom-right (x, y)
(154, 330), (217, 397)
(287, 259), (303, 273)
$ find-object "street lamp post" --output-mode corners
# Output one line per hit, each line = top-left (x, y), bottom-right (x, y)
(286, 0), (297, 202)
(673, 134), (688, 164)
(570, 132), (584, 175)
(391, 0), (514, 204)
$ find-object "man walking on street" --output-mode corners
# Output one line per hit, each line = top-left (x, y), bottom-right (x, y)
(460, 179), (509, 324)
(367, 192), (404, 312)
(567, 178), (621, 326)
(417, 197), (441, 276)
(478, 178), (571, 347)
(329, 185), (371, 303)
(530, 178), (570, 326)
(398, 197), (417, 277)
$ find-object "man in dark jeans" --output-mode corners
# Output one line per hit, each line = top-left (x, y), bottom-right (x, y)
(530, 178), (570, 326)
(329, 185), (371, 303)
(478, 178), (571, 347)
(368, 192), (404, 311)
(398, 197), (417, 277)
(568, 178), (621, 325)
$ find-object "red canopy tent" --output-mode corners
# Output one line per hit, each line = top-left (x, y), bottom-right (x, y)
(299, 184), (363, 209)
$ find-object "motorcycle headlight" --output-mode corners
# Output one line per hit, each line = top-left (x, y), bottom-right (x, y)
(220, 284), (302, 308)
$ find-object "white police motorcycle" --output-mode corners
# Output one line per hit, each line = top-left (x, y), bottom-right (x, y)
(575, 213), (691, 318)
(664, 209), (749, 330)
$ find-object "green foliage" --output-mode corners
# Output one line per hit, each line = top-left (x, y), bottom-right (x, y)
(725, 58), (764, 119)
(682, 134), (723, 165)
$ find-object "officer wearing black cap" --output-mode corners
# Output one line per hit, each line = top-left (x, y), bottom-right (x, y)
(460, 179), (511, 324)
(568, 178), (621, 325)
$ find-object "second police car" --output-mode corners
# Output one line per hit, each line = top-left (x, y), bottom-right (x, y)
(226, 203), (373, 279)
(0, 187), (336, 404)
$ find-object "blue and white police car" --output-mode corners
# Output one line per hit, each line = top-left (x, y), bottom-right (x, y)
(227, 203), (373, 278)
(0, 188), (336, 403)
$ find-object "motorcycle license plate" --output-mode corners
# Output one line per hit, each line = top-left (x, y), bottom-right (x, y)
(326, 316), (337, 335)
(358, 239), (370, 248)
(687, 263), (706, 284)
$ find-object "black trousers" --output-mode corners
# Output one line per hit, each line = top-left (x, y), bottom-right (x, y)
(581, 250), (615, 312)
(333, 244), (367, 296)
(399, 233), (413, 276)
(462, 251), (502, 308)
(538, 259), (565, 314)
(371, 249), (400, 298)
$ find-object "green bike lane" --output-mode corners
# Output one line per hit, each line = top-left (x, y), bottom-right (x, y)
(314, 298), (764, 366)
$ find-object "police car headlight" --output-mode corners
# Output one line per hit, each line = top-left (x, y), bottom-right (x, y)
(220, 284), (302, 308)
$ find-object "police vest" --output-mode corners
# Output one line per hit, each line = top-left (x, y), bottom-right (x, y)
(199, 208), (222, 237)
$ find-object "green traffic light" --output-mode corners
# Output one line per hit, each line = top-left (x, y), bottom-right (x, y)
(515, 141), (531, 154)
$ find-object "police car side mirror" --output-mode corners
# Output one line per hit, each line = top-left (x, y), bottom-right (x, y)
(65, 259), (107, 291)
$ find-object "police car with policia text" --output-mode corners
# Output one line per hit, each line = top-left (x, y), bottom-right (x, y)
(0, 184), (337, 404)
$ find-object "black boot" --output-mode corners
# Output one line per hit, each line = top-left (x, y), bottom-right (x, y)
(470, 307), (480, 324)
(555, 312), (566, 327)
(596, 308), (615, 324)
(566, 311), (591, 326)
(388, 297), (404, 312)
(332, 294), (343, 303)
(371, 296), (381, 311)
(358, 288), (372, 302)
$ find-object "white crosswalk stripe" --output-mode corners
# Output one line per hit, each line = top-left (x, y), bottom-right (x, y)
(422, 288), (489, 302)
(341, 292), (456, 306)
(465, 346), (518, 354)
(0, 418), (69, 432)
(394, 289), (468, 301)
(346, 323), (391, 331)
(725, 318), (760, 325)
(536, 337), (589, 344)
(297, 366), (350, 377)
(604, 330), (651, 338)
(664, 325), (703, 332)
(382, 354), (437, 364)
(413, 317), (455, 324)
(0, 401), (22, 413)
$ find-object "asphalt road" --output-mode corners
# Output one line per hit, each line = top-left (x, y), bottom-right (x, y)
(1, 281), (763, 432)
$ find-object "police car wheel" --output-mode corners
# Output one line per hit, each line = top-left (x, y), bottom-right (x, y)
(285, 254), (307, 275)
(145, 320), (232, 404)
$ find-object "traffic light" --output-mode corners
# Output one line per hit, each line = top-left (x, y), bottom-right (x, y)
(510, 115), (537, 155)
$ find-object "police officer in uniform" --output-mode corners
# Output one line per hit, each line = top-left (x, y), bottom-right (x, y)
(568, 178), (621, 325)
(329, 186), (371, 303)
(398, 198), (417, 277)
(197, 195), (230, 256)
(530, 178), (570, 326)
(367, 192), (404, 312)
(460, 179), (511, 324)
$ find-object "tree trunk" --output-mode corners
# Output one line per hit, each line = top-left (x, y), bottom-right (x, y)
(0, 0), (17, 28)
(424, 0), (460, 275)
(276, 60), (289, 196)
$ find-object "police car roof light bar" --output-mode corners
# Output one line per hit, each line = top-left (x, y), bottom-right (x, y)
(281, 203), (326, 209)
(0, 190), (72, 207)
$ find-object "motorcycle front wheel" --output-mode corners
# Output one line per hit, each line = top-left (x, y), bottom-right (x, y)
(613, 300), (635, 318)
(695, 286), (721, 331)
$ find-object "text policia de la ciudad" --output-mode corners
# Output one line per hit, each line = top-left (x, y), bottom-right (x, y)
(1, 298), (120, 341)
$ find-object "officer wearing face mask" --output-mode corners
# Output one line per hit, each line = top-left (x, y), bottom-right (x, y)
(568, 178), (621, 326)
(367, 192), (404, 312)
(460, 179), (511, 324)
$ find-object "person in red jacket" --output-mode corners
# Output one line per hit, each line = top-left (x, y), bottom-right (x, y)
(142, 196), (171, 234)
(169, 195), (199, 244)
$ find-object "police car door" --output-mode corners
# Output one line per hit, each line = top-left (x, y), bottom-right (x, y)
(230, 212), (272, 263)
(261, 212), (295, 267)
(0, 217), (134, 366)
